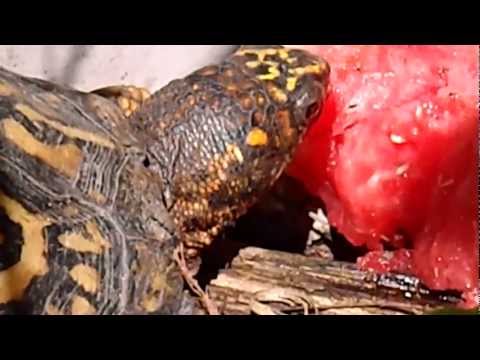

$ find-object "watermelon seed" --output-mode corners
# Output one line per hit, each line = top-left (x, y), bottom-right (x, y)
(396, 164), (410, 176)
(415, 105), (423, 118)
(390, 133), (407, 144)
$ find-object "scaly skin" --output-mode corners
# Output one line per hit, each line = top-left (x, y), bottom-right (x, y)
(134, 45), (330, 251)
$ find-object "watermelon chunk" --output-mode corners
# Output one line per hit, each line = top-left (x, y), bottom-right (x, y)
(287, 45), (478, 308)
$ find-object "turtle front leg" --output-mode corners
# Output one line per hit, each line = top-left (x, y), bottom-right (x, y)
(92, 85), (151, 117)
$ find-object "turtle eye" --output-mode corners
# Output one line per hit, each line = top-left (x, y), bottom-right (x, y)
(306, 102), (320, 119)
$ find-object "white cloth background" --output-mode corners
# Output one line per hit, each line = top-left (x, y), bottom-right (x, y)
(0, 45), (236, 92)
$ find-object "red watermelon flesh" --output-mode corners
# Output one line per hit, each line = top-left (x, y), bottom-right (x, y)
(286, 46), (478, 308)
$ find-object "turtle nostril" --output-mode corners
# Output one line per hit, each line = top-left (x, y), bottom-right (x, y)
(143, 156), (151, 168)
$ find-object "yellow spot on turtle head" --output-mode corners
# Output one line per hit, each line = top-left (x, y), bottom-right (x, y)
(289, 64), (324, 77)
(257, 64), (281, 81)
(237, 47), (280, 62)
(236, 48), (289, 82)
(246, 128), (269, 147)
(278, 49), (290, 60)
(286, 57), (298, 64)
(69, 264), (99, 294)
(246, 61), (260, 68)
(267, 85), (288, 103)
(286, 77), (298, 92)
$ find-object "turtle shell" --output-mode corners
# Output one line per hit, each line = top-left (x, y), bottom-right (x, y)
(0, 67), (184, 315)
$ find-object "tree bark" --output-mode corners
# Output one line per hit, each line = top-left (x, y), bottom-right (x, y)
(205, 247), (461, 315)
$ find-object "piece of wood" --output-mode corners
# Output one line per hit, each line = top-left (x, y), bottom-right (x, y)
(206, 247), (461, 315)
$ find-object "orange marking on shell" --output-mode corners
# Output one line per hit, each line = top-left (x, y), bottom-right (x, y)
(71, 296), (96, 315)
(57, 221), (110, 254)
(140, 89), (151, 101)
(127, 87), (143, 102)
(0, 191), (50, 304)
(118, 97), (130, 111)
(69, 264), (100, 294)
(88, 190), (107, 205)
(45, 303), (64, 315)
(15, 104), (115, 148)
(2, 118), (83, 178)
(0, 81), (18, 96)
(62, 206), (80, 217)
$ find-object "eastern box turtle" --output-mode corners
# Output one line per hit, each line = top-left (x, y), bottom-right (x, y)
(0, 45), (330, 315)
